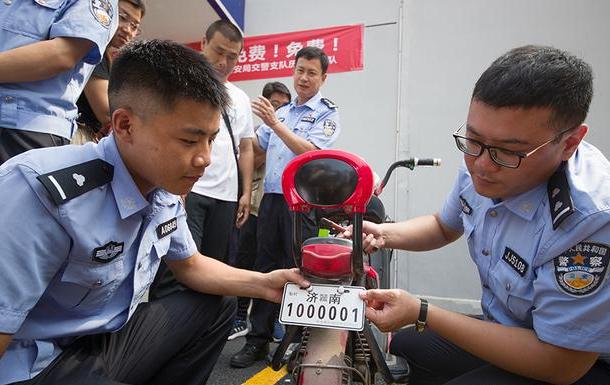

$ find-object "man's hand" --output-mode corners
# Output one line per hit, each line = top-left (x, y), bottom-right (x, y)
(261, 268), (310, 303)
(236, 193), (251, 228)
(359, 289), (420, 332)
(342, 220), (385, 253)
(251, 96), (281, 128)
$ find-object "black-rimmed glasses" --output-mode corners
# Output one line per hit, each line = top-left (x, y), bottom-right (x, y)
(118, 12), (142, 36)
(452, 123), (575, 169)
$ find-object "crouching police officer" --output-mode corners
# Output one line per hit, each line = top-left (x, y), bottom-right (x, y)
(0, 40), (309, 385)
(354, 45), (610, 385)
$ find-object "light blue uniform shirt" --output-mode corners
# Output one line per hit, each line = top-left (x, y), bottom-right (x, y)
(0, 135), (197, 384)
(440, 141), (610, 354)
(257, 92), (341, 194)
(0, 0), (118, 140)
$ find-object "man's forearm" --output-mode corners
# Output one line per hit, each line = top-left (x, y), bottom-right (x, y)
(428, 306), (598, 384)
(238, 139), (254, 197)
(0, 37), (93, 83)
(0, 333), (12, 358)
(270, 122), (316, 154)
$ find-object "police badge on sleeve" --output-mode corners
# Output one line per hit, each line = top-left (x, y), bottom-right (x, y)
(323, 119), (336, 137)
(90, 0), (114, 28)
(554, 242), (609, 297)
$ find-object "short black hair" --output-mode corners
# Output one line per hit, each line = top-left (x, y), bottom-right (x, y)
(108, 39), (229, 116)
(121, 0), (145, 16)
(205, 19), (243, 44)
(262, 81), (291, 100)
(473, 45), (593, 129)
(295, 46), (329, 74)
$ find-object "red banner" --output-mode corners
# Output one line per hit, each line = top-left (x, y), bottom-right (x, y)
(187, 24), (364, 82)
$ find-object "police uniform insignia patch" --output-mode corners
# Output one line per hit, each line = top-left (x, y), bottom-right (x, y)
(547, 164), (574, 230)
(90, 0), (114, 28)
(37, 159), (114, 205)
(323, 119), (336, 137)
(157, 217), (178, 239)
(301, 116), (316, 123)
(321, 98), (337, 109)
(459, 195), (472, 215)
(554, 242), (609, 297)
(92, 241), (124, 263)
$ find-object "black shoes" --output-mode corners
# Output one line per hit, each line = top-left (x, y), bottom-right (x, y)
(230, 343), (269, 368)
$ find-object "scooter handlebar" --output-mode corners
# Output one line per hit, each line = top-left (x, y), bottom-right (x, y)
(374, 157), (441, 196)
(415, 157), (442, 167)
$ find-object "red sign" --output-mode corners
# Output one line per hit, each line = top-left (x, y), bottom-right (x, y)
(187, 24), (364, 81)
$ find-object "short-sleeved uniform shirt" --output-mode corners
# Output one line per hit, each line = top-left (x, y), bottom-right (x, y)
(257, 92), (341, 194)
(439, 141), (610, 355)
(0, 0), (118, 140)
(0, 135), (197, 384)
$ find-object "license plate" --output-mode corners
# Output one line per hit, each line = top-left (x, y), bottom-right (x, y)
(279, 283), (366, 331)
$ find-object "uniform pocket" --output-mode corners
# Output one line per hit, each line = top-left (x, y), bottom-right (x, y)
(55, 258), (123, 313)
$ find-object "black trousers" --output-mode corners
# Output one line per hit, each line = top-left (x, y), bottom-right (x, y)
(149, 193), (236, 300)
(12, 291), (235, 385)
(0, 127), (70, 165)
(390, 325), (610, 385)
(233, 214), (258, 321)
(246, 194), (317, 346)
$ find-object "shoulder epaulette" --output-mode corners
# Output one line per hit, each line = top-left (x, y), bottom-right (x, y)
(37, 159), (114, 205)
(321, 98), (338, 109)
(547, 163), (574, 230)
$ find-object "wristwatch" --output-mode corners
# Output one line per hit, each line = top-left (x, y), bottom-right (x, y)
(415, 298), (428, 333)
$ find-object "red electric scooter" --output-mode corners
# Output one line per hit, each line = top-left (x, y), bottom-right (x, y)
(271, 149), (439, 385)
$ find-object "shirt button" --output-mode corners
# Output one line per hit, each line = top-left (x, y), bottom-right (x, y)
(482, 249), (490, 256)
(489, 210), (497, 217)
(3, 0), (12, 5)
(505, 283), (511, 291)
(94, 279), (103, 287)
(4, 96), (13, 102)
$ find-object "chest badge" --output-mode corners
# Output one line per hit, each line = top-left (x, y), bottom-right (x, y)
(301, 116), (316, 123)
(502, 247), (528, 277)
(157, 217), (178, 239)
(92, 241), (124, 263)
(554, 242), (609, 297)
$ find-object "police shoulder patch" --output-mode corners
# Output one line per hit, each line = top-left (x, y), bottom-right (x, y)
(554, 241), (609, 297)
(37, 159), (114, 205)
(547, 164), (574, 230)
(323, 119), (337, 137)
(90, 0), (114, 28)
(321, 98), (338, 109)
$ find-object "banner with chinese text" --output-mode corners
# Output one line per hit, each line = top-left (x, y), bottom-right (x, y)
(188, 24), (364, 81)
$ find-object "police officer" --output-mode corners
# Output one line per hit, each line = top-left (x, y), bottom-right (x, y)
(352, 46), (610, 384)
(0, 40), (308, 385)
(0, 0), (118, 164)
(231, 46), (341, 368)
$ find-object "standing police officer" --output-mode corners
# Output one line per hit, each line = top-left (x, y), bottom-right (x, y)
(231, 46), (341, 368)
(0, 40), (308, 385)
(354, 46), (610, 384)
(0, 0), (118, 164)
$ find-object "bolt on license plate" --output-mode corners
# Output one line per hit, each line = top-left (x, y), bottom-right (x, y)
(279, 283), (366, 331)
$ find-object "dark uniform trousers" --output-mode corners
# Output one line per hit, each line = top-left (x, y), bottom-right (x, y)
(12, 291), (235, 385)
(233, 213), (258, 321)
(149, 192), (237, 300)
(390, 324), (610, 385)
(246, 193), (317, 346)
(0, 127), (70, 165)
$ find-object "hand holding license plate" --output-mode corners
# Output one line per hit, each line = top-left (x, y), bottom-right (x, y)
(280, 283), (366, 331)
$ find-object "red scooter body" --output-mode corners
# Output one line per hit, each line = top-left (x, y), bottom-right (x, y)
(275, 150), (393, 385)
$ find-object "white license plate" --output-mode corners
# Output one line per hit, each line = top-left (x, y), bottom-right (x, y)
(279, 283), (366, 331)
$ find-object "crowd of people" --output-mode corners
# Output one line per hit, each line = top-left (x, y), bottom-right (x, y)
(0, 2), (608, 385)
